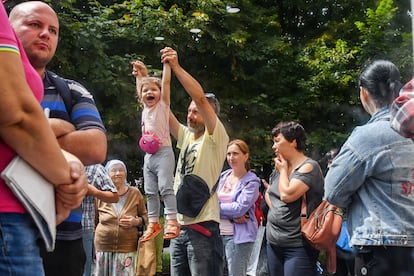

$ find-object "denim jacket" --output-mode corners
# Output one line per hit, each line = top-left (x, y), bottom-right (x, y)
(218, 169), (260, 244)
(325, 107), (414, 247)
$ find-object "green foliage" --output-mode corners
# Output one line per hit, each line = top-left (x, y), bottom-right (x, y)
(355, 0), (401, 61)
(39, 0), (413, 180)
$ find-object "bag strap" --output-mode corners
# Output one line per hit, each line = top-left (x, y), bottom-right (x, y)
(210, 180), (219, 196)
(301, 193), (307, 219)
(181, 144), (218, 196)
(46, 70), (73, 116)
(294, 159), (310, 220)
(180, 144), (190, 174)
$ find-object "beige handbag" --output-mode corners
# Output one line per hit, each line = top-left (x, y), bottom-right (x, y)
(135, 239), (156, 276)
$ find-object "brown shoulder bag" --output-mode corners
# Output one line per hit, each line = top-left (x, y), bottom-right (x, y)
(301, 194), (343, 274)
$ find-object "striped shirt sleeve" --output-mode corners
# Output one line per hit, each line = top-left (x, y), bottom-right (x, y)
(0, 43), (19, 55)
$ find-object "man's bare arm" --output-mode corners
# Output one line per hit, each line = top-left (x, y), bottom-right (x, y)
(0, 51), (77, 185)
(161, 47), (216, 134)
(57, 129), (107, 165)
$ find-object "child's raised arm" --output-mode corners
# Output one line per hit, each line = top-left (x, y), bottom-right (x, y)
(162, 61), (171, 106)
(131, 61), (148, 99)
(131, 60), (148, 79)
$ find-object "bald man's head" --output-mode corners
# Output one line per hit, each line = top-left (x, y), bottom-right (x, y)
(10, 1), (59, 75)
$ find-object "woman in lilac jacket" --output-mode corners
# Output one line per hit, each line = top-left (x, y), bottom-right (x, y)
(218, 139), (260, 276)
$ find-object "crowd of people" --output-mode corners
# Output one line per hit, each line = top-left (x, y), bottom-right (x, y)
(2, 1), (414, 276)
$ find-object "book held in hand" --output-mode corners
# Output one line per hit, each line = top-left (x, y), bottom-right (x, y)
(1, 156), (56, 251)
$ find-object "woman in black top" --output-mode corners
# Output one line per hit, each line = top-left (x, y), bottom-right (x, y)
(265, 121), (324, 276)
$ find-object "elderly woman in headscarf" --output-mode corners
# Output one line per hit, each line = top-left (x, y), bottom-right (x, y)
(94, 159), (148, 276)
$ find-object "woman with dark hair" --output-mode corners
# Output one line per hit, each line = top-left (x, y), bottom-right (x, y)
(218, 139), (260, 276)
(325, 59), (414, 276)
(265, 121), (324, 276)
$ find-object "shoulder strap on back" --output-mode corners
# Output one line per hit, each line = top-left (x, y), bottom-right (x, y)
(46, 70), (73, 115)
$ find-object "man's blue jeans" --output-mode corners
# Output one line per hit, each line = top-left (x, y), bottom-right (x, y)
(82, 229), (94, 276)
(0, 213), (45, 275)
(170, 221), (223, 276)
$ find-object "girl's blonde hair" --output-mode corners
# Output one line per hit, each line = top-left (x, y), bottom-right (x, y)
(136, 76), (162, 102)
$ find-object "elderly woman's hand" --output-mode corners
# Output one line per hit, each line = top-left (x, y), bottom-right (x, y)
(119, 215), (142, 228)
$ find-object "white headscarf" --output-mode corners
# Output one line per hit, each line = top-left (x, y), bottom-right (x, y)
(105, 159), (128, 185)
